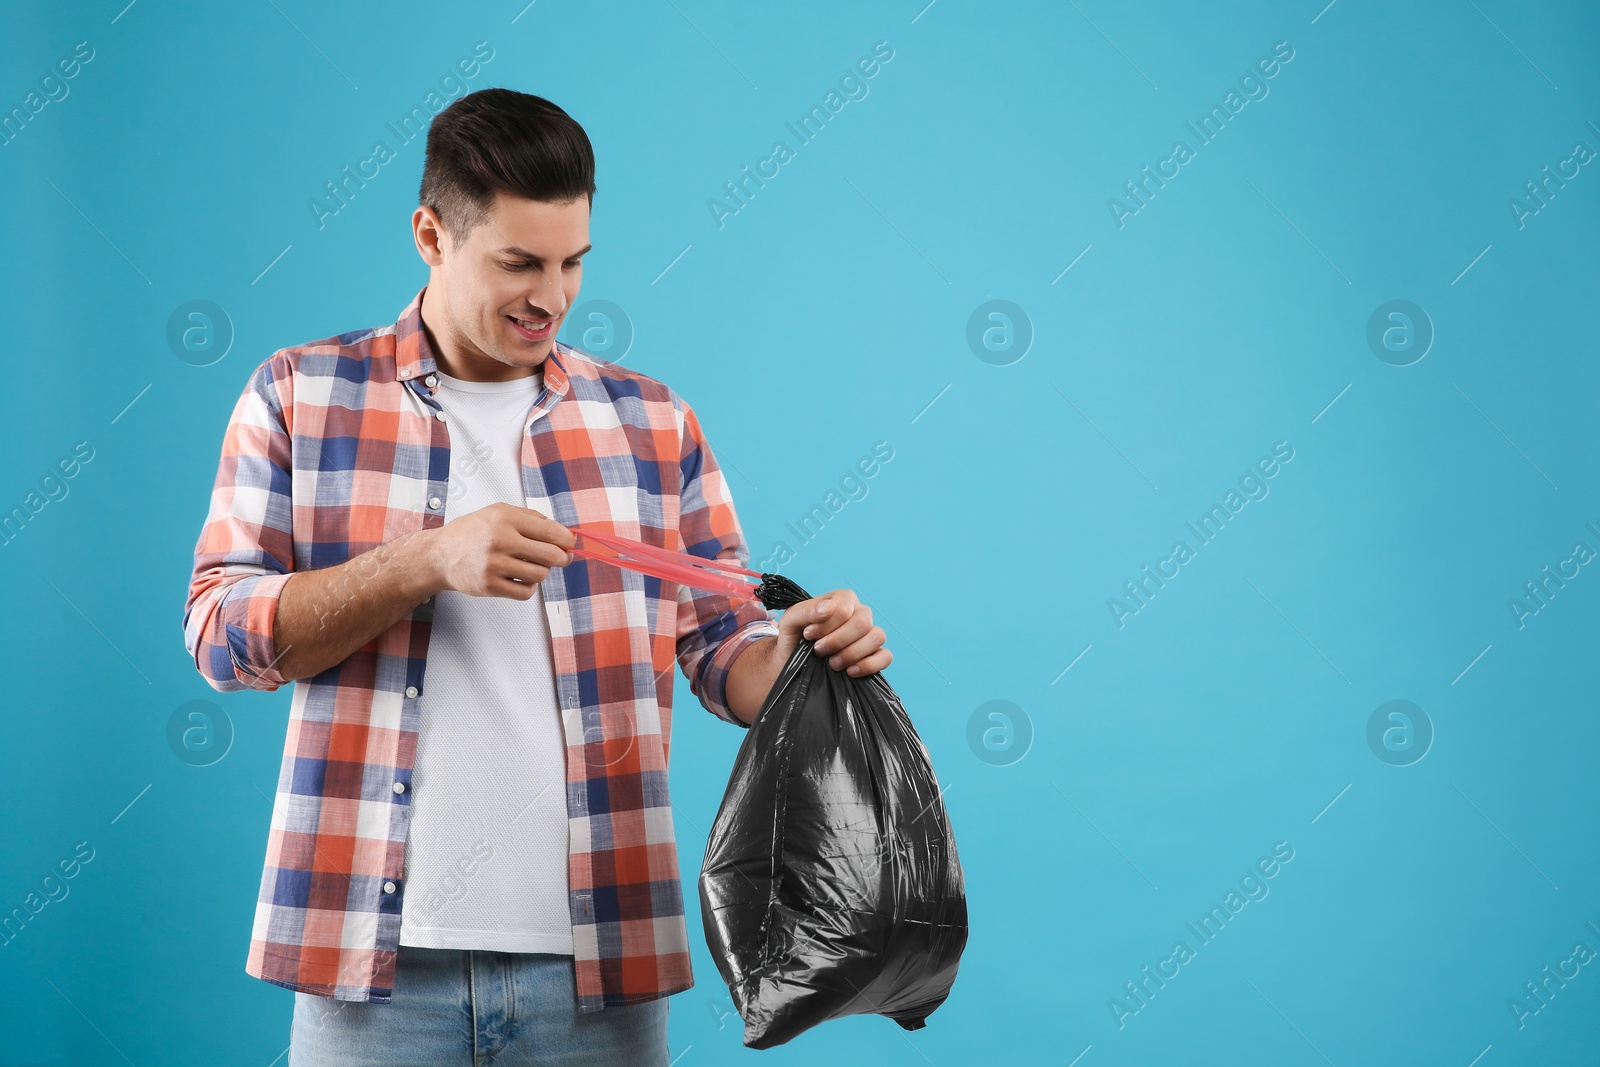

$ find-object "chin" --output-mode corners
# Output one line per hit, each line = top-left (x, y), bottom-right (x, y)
(503, 343), (551, 366)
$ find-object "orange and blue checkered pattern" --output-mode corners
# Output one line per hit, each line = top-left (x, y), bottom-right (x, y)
(181, 287), (779, 1010)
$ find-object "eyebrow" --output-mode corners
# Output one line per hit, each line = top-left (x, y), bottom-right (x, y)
(495, 244), (592, 261)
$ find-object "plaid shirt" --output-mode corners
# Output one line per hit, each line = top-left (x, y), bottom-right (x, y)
(181, 287), (779, 1010)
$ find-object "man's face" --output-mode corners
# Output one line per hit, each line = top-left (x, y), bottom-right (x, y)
(416, 190), (590, 380)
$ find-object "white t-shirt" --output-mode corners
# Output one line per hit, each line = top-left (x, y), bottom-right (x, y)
(398, 366), (574, 954)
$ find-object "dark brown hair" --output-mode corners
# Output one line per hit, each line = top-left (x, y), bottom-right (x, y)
(419, 88), (596, 243)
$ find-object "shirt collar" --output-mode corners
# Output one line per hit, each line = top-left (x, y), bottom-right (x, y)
(391, 285), (570, 399)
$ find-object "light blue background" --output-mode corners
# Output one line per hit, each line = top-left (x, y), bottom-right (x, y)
(2, 0), (1598, 1063)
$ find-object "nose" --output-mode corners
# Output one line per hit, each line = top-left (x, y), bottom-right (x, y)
(525, 270), (569, 320)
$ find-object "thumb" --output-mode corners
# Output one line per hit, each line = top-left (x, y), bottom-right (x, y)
(778, 595), (831, 639)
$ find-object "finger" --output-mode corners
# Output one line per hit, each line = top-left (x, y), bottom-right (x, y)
(843, 647), (892, 677)
(499, 556), (554, 586)
(776, 605), (811, 639)
(825, 626), (886, 669)
(803, 596), (858, 643)
(489, 574), (540, 601)
(783, 598), (833, 640)
(508, 506), (576, 552)
(809, 606), (869, 655)
(811, 615), (869, 656)
(508, 535), (572, 569)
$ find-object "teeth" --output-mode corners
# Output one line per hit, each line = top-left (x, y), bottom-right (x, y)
(514, 317), (549, 331)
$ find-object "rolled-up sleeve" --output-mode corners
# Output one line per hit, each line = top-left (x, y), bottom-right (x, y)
(182, 355), (297, 693)
(672, 394), (778, 728)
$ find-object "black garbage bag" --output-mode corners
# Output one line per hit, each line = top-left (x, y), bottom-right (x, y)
(698, 575), (968, 1049)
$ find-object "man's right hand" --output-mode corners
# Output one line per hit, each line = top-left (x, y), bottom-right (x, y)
(424, 503), (576, 600)
(274, 504), (577, 681)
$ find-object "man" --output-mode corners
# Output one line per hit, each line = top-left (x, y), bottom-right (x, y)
(181, 87), (891, 1065)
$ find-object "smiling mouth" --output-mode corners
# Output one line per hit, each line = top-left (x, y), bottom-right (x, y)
(506, 313), (555, 341)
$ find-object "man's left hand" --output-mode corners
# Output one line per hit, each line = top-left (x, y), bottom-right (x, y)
(775, 589), (892, 678)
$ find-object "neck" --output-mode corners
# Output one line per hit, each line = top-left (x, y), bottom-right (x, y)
(419, 285), (539, 382)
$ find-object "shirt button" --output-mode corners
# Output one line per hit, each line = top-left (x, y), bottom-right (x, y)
(392, 781), (406, 794)
(383, 881), (398, 894)
(425, 373), (438, 388)
(405, 685), (419, 698)
(435, 409), (448, 422)
(427, 497), (442, 510)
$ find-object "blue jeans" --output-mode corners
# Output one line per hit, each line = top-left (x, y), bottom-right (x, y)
(288, 945), (670, 1066)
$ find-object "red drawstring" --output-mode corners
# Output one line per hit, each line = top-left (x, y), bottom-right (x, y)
(565, 525), (762, 601)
